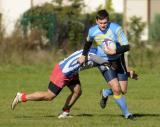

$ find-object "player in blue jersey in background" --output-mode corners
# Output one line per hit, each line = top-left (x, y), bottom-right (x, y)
(78, 9), (135, 119)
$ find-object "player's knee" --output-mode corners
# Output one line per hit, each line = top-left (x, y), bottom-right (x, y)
(46, 96), (54, 101)
(112, 88), (121, 95)
(78, 89), (82, 96)
(45, 93), (56, 101)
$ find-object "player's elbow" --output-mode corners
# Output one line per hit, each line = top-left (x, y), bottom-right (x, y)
(116, 44), (130, 54)
(74, 89), (82, 97)
(123, 44), (130, 52)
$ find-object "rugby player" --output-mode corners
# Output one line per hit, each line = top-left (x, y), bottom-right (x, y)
(11, 48), (100, 118)
(78, 9), (135, 119)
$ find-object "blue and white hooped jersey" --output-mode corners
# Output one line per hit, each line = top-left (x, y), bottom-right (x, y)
(59, 48), (97, 77)
(87, 22), (128, 60)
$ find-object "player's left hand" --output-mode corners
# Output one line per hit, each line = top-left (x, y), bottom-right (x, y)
(104, 45), (116, 55)
(129, 70), (138, 80)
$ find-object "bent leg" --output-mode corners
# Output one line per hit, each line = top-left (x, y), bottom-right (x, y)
(62, 81), (82, 112)
(58, 79), (82, 118)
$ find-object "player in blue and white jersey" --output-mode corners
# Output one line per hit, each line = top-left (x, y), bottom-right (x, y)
(11, 48), (103, 118)
(78, 9), (134, 119)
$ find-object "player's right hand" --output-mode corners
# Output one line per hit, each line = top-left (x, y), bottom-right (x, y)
(78, 55), (86, 65)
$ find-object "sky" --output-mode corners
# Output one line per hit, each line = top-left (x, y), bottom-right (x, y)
(0, 0), (123, 35)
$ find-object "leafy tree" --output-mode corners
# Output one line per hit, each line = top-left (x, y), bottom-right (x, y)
(127, 16), (146, 45)
(127, 16), (146, 66)
(149, 14), (160, 42)
(20, 0), (85, 50)
(110, 13), (123, 25)
(105, 0), (114, 13)
(53, 0), (63, 6)
(21, 3), (56, 42)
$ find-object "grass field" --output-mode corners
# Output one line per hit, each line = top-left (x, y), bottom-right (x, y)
(0, 64), (160, 127)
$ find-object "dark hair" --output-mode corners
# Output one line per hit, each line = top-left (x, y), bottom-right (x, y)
(96, 9), (109, 20)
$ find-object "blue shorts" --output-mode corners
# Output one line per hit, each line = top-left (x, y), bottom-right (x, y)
(98, 58), (128, 82)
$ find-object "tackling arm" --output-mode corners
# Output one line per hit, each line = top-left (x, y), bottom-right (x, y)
(82, 40), (93, 56)
(78, 39), (93, 65)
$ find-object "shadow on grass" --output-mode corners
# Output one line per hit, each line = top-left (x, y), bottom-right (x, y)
(75, 113), (160, 118)
(74, 113), (93, 117)
(99, 113), (160, 118)
(15, 113), (160, 119)
(15, 113), (94, 119)
(134, 113), (160, 118)
(15, 115), (57, 119)
(74, 113), (122, 118)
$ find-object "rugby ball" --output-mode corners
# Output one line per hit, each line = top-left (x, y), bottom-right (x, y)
(103, 39), (116, 51)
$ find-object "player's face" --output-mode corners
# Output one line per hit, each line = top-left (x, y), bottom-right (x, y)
(96, 18), (108, 31)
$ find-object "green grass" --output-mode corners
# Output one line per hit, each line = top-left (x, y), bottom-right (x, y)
(0, 64), (160, 127)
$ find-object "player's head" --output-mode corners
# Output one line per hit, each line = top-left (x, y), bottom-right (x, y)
(96, 10), (109, 31)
